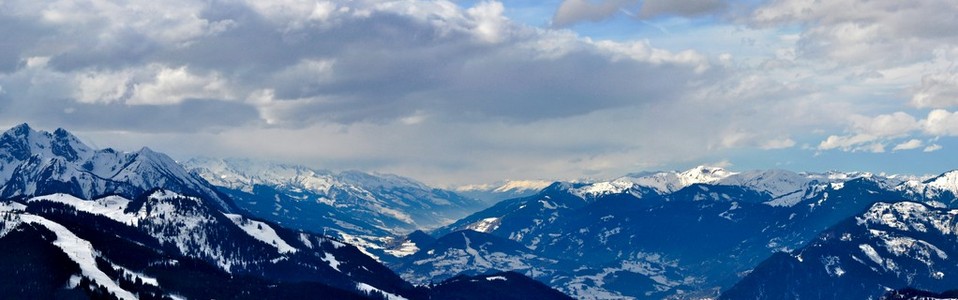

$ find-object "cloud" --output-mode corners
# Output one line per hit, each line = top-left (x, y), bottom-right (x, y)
(638, 0), (727, 19)
(760, 138), (796, 150)
(751, 0), (958, 67)
(892, 139), (923, 151)
(912, 71), (958, 108)
(552, 0), (639, 27)
(552, 0), (728, 26)
(848, 112), (920, 138)
(0, 0), (716, 130)
(922, 109), (958, 136)
(819, 109), (958, 154)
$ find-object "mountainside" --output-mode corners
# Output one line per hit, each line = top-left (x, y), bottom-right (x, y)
(410, 167), (958, 299)
(0, 124), (234, 212)
(183, 158), (487, 261)
(1, 190), (417, 299)
(723, 201), (958, 299)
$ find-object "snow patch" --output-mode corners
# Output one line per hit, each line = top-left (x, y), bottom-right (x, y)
(322, 252), (341, 271)
(465, 217), (501, 233)
(224, 213), (297, 254)
(356, 282), (408, 300)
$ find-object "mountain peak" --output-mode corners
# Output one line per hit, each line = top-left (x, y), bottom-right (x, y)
(679, 165), (736, 183)
(7, 123), (33, 136)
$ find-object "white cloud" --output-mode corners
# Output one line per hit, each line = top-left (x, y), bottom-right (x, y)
(761, 138), (796, 150)
(922, 109), (958, 136)
(848, 112), (920, 138)
(924, 144), (943, 152)
(466, 1), (508, 43)
(891, 139), (922, 151)
(818, 134), (878, 152)
(128, 66), (233, 105)
(73, 69), (132, 104)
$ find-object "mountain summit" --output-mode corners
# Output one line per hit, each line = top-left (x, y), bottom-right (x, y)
(0, 124), (236, 212)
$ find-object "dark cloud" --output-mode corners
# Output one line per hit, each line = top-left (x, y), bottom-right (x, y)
(0, 15), (52, 72)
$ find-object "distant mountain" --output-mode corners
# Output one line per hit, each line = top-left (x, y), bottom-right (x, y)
(722, 201), (958, 299)
(183, 158), (487, 261)
(412, 167), (954, 299)
(454, 180), (553, 204)
(0, 124), (234, 212)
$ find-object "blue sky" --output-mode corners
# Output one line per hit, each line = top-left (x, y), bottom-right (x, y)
(1, 0), (958, 186)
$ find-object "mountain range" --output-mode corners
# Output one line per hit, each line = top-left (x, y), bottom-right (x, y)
(405, 167), (958, 299)
(4, 123), (958, 299)
(0, 124), (570, 300)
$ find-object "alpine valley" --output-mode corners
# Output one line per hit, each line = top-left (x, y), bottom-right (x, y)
(6, 123), (958, 300)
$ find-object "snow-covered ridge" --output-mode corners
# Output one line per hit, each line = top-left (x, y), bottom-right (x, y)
(563, 166), (934, 208)
(619, 165), (737, 195)
(856, 202), (958, 235)
(26, 191), (302, 270)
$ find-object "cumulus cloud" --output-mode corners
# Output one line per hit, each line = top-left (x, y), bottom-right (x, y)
(0, 0), (716, 129)
(5, 0), (958, 183)
(922, 109), (958, 136)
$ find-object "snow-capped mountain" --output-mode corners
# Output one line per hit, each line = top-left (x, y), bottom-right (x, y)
(723, 201), (958, 299)
(1, 189), (416, 299)
(618, 165), (736, 195)
(899, 170), (958, 207)
(0, 124), (234, 212)
(183, 157), (487, 262)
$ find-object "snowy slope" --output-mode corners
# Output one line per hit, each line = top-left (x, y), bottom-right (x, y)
(9, 189), (423, 299)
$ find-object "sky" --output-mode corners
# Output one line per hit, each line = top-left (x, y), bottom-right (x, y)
(2, 0), (958, 186)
